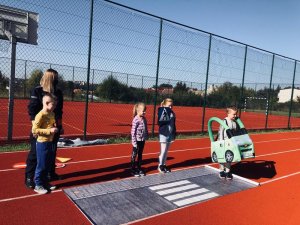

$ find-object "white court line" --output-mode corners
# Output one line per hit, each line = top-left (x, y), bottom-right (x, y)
(0, 190), (62, 203)
(149, 180), (191, 191)
(260, 171), (300, 185)
(205, 165), (260, 186)
(156, 184), (199, 196)
(164, 188), (209, 201)
(173, 192), (219, 207)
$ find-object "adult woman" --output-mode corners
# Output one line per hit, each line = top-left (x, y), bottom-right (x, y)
(25, 68), (64, 188)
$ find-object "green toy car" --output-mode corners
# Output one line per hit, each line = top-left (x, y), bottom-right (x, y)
(208, 117), (255, 163)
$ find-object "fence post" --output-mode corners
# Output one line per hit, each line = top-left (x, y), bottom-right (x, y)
(239, 45), (248, 118)
(71, 66), (75, 101)
(201, 34), (212, 133)
(288, 60), (297, 129)
(83, 0), (94, 140)
(151, 18), (163, 137)
(265, 54), (275, 129)
(24, 60), (27, 98)
(91, 69), (94, 102)
(109, 72), (112, 103)
(7, 37), (17, 141)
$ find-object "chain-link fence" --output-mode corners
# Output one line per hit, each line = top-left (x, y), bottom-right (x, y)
(1, 0), (300, 142)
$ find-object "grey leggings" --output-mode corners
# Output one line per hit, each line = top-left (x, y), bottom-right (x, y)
(159, 142), (171, 166)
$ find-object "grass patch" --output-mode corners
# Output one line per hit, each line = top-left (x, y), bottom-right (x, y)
(0, 143), (30, 153)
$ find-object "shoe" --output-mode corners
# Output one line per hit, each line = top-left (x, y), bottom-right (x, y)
(131, 168), (140, 177)
(34, 186), (48, 194)
(48, 173), (61, 181)
(163, 165), (171, 173)
(219, 171), (226, 179)
(25, 178), (35, 189)
(226, 172), (233, 180)
(45, 183), (57, 191)
(158, 165), (166, 173)
(138, 168), (145, 176)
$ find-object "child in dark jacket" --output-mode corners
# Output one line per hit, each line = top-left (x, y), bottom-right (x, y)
(157, 98), (176, 173)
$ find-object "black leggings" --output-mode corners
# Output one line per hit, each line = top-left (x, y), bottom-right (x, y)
(131, 141), (145, 169)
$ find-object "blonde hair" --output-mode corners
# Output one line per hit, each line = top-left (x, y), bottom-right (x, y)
(42, 93), (56, 105)
(133, 102), (146, 117)
(40, 69), (58, 94)
(161, 98), (173, 107)
(226, 105), (238, 114)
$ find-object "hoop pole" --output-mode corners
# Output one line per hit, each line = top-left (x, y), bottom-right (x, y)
(7, 36), (17, 141)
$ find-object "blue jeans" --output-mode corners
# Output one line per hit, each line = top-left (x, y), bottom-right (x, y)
(34, 142), (54, 186)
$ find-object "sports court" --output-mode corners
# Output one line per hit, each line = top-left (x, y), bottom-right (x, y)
(1, 1), (300, 225)
(1, 131), (300, 225)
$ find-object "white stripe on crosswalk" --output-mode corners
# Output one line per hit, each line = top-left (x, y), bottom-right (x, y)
(149, 180), (191, 191)
(173, 192), (219, 207)
(156, 184), (199, 196)
(164, 188), (209, 201)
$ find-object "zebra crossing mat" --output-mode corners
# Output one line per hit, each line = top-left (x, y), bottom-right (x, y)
(64, 166), (258, 225)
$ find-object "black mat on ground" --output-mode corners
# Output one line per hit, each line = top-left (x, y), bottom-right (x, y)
(64, 166), (257, 225)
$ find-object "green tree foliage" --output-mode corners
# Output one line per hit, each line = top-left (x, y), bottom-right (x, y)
(0, 70), (9, 89)
(173, 81), (189, 93)
(26, 69), (43, 92)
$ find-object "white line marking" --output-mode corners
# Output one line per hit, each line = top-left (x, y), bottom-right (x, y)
(0, 190), (62, 203)
(205, 165), (260, 186)
(173, 192), (219, 207)
(156, 184), (199, 196)
(3, 145), (300, 173)
(165, 188), (209, 201)
(260, 171), (300, 185)
(149, 180), (191, 191)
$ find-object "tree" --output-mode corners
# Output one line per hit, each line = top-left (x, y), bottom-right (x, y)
(0, 70), (9, 89)
(173, 81), (188, 93)
(152, 83), (173, 89)
(26, 69), (43, 92)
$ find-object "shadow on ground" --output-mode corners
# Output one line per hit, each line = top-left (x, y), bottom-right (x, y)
(231, 160), (277, 180)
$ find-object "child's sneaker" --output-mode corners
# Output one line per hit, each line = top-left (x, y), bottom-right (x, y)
(34, 186), (48, 194)
(131, 168), (140, 177)
(163, 165), (171, 173)
(45, 183), (57, 191)
(138, 168), (145, 176)
(226, 172), (233, 180)
(219, 171), (226, 179)
(158, 165), (166, 173)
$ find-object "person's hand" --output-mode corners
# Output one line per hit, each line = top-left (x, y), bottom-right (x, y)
(32, 133), (38, 138)
(50, 128), (58, 133)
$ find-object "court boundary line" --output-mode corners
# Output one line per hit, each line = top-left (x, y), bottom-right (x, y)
(1, 135), (300, 155)
(205, 165), (260, 186)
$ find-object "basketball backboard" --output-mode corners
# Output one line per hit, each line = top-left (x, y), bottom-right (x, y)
(0, 4), (38, 45)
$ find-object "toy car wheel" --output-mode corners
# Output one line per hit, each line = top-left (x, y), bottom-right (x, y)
(225, 150), (234, 162)
(212, 152), (218, 162)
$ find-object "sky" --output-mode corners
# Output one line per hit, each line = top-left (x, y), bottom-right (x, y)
(0, 0), (300, 88)
(111, 0), (300, 60)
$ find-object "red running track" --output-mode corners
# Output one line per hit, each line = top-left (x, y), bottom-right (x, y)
(1, 131), (300, 224)
(1, 99), (300, 140)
